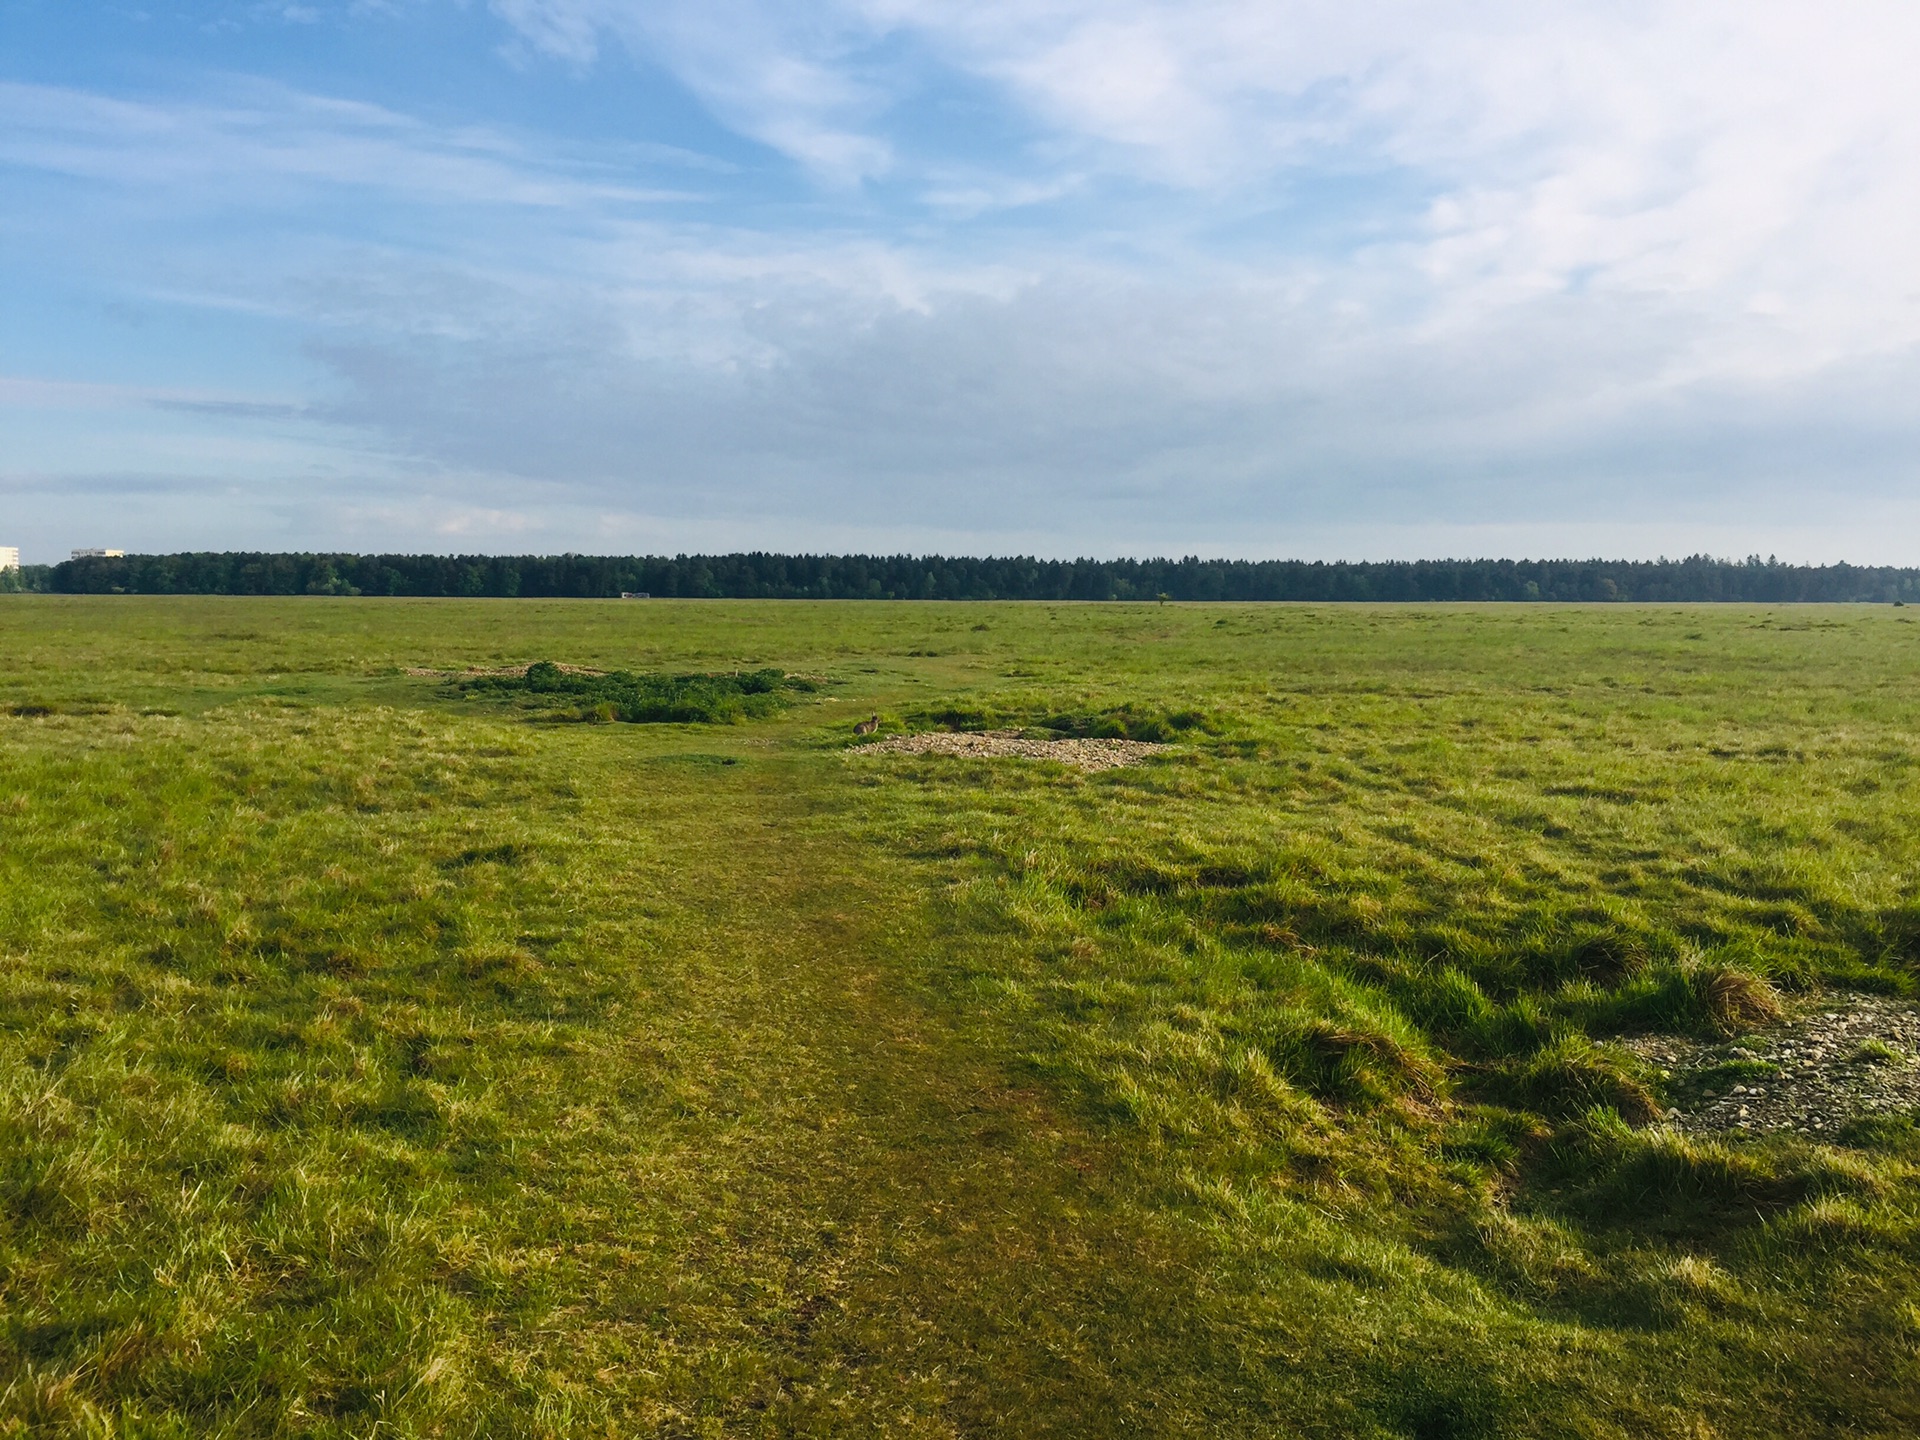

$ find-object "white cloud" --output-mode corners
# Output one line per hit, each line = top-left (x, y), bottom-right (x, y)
(9, 2), (1920, 558)
(492, 0), (896, 183)
(488, 1), (1920, 367)
(0, 79), (705, 209)
(295, 247), (1920, 551)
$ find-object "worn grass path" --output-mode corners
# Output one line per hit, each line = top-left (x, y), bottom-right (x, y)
(510, 739), (1227, 1436)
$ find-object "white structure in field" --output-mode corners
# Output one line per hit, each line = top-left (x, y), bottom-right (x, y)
(70, 548), (125, 560)
(0, 546), (18, 571)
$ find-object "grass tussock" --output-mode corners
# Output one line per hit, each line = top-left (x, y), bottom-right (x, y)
(1277, 1015), (1444, 1108)
(1472, 1036), (1659, 1123)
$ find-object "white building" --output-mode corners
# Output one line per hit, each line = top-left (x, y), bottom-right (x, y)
(0, 547), (18, 571)
(70, 548), (125, 560)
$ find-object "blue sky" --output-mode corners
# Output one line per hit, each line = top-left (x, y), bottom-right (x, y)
(4, 1), (1920, 562)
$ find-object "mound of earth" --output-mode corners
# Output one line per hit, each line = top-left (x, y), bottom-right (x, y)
(854, 729), (1167, 771)
(1626, 994), (1920, 1136)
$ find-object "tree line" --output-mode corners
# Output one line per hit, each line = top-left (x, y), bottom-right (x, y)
(13, 551), (1920, 602)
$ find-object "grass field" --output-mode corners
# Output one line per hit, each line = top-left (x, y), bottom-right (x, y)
(2, 597), (1918, 1438)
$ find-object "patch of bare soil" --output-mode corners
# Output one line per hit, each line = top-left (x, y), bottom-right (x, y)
(1625, 994), (1920, 1136)
(405, 663), (608, 678)
(853, 729), (1168, 772)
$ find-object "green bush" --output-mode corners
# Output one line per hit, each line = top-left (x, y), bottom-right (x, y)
(463, 661), (815, 725)
(909, 699), (1220, 742)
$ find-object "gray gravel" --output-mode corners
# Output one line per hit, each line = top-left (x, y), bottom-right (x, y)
(852, 729), (1168, 771)
(1624, 994), (1920, 1136)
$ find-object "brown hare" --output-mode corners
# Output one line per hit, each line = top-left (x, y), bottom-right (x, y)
(853, 715), (880, 735)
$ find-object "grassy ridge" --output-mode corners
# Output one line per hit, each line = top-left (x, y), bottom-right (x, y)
(0, 597), (1917, 1436)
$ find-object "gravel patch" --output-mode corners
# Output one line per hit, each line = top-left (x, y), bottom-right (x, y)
(1624, 994), (1920, 1137)
(853, 729), (1168, 771)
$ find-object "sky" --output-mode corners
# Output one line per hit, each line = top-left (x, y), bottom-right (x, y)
(4, 2), (1920, 563)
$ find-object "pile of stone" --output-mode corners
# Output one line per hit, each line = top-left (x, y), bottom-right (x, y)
(854, 729), (1167, 772)
(1626, 994), (1920, 1136)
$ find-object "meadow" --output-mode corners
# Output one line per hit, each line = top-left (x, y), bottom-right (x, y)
(1, 596), (1917, 1438)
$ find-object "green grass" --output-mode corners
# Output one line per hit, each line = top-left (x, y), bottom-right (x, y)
(1, 596), (1918, 1436)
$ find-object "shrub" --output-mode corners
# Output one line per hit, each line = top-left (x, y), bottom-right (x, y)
(907, 699), (1220, 742)
(1036, 703), (1218, 742)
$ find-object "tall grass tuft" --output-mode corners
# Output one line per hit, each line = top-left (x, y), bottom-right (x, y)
(1473, 1036), (1659, 1123)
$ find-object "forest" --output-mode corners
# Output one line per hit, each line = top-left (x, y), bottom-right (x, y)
(19, 549), (1920, 602)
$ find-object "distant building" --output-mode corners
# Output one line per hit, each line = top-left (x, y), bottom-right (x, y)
(0, 546), (18, 571)
(70, 548), (126, 560)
